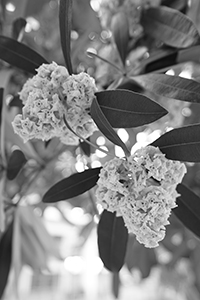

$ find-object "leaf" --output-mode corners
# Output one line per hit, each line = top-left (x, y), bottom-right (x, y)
(111, 11), (129, 65)
(7, 149), (27, 180)
(0, 36), (48, 74)
(19, 206), (61, 259)
(43, 167), (101, 203)
(0, 221), (13, 299)
(151, 123), (200, 162)
(173, 184), (200, 238)
(161, 0), (188, 11)
(112, 272), (121, 299)
(12, 18), (27, 40)
(79, 139), (91, 157)
(8, 95), (23, 109)
(97, 210), (128, 272)
(117, 78), (144, 93)
(94, 90), (168, 128)
(90, 97), (130, 157)
(133, 74), (200, 102)
(59, 0), (73, 74)
(0, 88), (3, 125)
(141, 6), (200, 48)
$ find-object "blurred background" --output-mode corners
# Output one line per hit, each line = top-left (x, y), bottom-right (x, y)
(2, 0), (200, 299)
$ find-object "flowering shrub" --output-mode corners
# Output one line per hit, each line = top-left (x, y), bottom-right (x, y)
(96, 146), (186, 247)
(12, 62), (97, 145)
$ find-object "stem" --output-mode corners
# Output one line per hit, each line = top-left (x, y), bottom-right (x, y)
(87, 51), (125, 75)
(88, 190), (99, 219)
(63, 114), (114, 158)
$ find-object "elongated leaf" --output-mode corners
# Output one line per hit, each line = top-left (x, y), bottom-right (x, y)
(117, 78), (144, 93)
(43, 167), (101, 203)
(7, 149), (27, 180)
(0, 88), (3, 125)
(112, 272), (121, 299)
(79, 139), (91, 157)
(141, 6), (200, 48)
(0, 36), (48, 74)
(0, 221), (13, 299)
(125, 238), (157, 278)
(152, 124), (200, 162)
(173, 184), (200, 238)
(12, 18), (26, 40)
(133, 74), (200, 102)
(111, 12), (129, 65)
(95, 90), (168, 128)
(161, 0), (188, 11)
(98, 210), (128, 272)
(8, 95), (23, 109)
(91, 97), (130, 156)
(59, 0), (73, 74)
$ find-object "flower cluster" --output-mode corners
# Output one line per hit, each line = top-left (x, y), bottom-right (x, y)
(99, 0), (160, 38)
(96, 146), (186, 248)
(12, 62), (97, 145)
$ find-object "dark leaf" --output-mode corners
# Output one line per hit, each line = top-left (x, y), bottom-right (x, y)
(117, 78), (144, 93)
(97, 210), (128, 272)
(95, 90), (168, 128)
(79, 139), (91, 157)
(91, 97), (130, 156)
(7, 149), (27, 180)
(12, 18), (27, 40)
(141, 6), (200, 48)
(111, 12), (129, 65)
(152, 123), (200, 162)
(44, 140), (51, 148)
(8, 95), (23, 109)
(0, 88), (3, 125)
(0, 221), (13, 299)
(43, 167), (101, 203)
(161, 0), (188, 12)
(0, 36), (48, 74)
(59, 0), (73, 74)
(133, 74), (200, 102)
(125, 238), (157, 278)
(112, 272), (121, 299)
(173, 184), (200, 238)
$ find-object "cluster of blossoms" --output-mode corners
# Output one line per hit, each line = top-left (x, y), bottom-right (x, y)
(12, 62), (97, 145)
(99, 0), (160, 38)
(96, 146), (186, 248)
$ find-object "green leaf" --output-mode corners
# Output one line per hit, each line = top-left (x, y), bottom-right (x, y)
(7, 149), (27, 180)
(133, 74), (200, 102)
(12, 18), (27, 40)
(79, 139), (91, 157)
(97, 210), (128, 272)
(43, 167), (101, 203)
(8, 95), (23, 109)
(117, 78), (144, 93)
(125, 238), (157, 278)
(95, 90), (168, 128)
(141, 6), (200, 48)
(91, 97), (130, 157)
(0, 36), (48, 74)
(152, 124), (200, 162)
(59, 0), (73, 74)
(161, 0), (188, 11)
(112, 272), (121, 299)
(173, 184), (200, 238)
(0, 88), (3, 125)
(0, 221), (13, 299)
(111, 11), (129, 65)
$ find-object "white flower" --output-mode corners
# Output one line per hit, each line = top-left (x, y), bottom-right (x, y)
(96, 145), (187, 248)
(12, 63), (97, 145)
